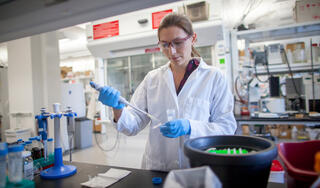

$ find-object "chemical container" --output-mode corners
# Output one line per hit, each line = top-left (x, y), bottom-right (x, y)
(8, 144), (24, 183)
(278, 140), (320, 188)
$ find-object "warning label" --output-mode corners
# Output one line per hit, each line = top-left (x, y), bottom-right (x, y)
(93, 20), (119, 40)
(152, 9), (172, 29)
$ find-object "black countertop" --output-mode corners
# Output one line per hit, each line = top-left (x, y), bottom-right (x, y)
(34, 161), (285, 188)
(34, 161), (167, 188)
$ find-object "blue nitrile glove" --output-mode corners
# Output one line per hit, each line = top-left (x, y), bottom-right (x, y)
(98, 86), (125, 110)
(160, 119), (191, 138)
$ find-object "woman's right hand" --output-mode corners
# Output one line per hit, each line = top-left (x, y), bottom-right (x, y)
(98, 86), (124, 110)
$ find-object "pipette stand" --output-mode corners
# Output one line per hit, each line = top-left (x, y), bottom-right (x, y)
(64, 106), (77, 162)
(35, 107), (50, 160)
(40, 103), (77, 179)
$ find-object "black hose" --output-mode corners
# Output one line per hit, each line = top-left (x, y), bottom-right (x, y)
(281, 47), (301, 97)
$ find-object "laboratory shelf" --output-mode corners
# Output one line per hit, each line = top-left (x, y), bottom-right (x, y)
(230, 21), (320, 93)
(254, 62), (320, 75)
(236, 21), (320, 43)
(61, 75), (94, 82)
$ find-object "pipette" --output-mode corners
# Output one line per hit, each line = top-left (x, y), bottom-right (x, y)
(89, 81), (162, 124)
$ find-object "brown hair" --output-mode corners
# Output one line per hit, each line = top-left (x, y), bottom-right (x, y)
(157, 13), (200, 57)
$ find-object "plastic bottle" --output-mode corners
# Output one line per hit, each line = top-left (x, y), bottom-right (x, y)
(29, 137), (36, 147)
(291, 126), (298, 140)
(24, 141), (32, 152)
(8, 144), (24, 183)
(47, 138), (54, 156)
(293, 43), (306, 63)
(36, 137), (44, 158)
(286, 49), (293, 64)
(22, 151), (33, 180)
(312, 43), (320, 63)
(0, 143), (8, 188)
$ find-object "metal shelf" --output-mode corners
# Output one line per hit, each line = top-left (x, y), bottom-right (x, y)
(236, 21), (320, 43)
(254, 62), (320, 75)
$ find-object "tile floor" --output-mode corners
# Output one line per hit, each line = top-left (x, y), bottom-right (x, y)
(63, 123), (148, 169)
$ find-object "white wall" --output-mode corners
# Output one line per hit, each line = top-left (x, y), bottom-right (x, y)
(0, 67), (9, 141)
(7, 38), (35, 132)
(6, 32), (62, 141)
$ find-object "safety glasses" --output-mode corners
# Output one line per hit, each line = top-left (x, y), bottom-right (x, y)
(158, 35), (192, 51)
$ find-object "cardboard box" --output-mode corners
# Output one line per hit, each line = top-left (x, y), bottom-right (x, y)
(294, 0), (320, 23)
(186, 1), (210, 22)
(60, 66), (72, 78)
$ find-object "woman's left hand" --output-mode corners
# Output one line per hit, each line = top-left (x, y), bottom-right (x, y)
(160, 119), (191, 138)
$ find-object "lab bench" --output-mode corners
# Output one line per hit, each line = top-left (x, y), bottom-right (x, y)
(34, 161), (167, 188)
(34, 161), (285, 188)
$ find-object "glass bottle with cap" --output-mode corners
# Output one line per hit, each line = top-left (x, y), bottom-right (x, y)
(0, 142), (8, 188)
(22, 151), (33, 180)
(8, 144), (24, 183)
(30, 137), (41, 160)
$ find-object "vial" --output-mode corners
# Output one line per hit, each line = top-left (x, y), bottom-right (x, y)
(22, 151), (33, 180)
(8, 144), (24, 183)
(24, 141), (32, 152)
(0, 142), (8, 188)
(166, 109), (176, 121)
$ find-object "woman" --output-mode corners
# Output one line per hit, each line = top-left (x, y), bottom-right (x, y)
(97, 13), (236, 171)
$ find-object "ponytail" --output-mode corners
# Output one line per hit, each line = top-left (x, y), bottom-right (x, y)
(191, 46), (201, 57)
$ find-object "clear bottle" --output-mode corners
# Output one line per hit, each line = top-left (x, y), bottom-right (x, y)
(24, 141), (32, 152)
(47, 138), (54, 156)
(0, 143), (8, 188)
(311, 43), (320, 63)
(8, 144), (24, 183)
(286, 49), (293, 64)
(293, 43), (306, 63)
(291, 126), (298, 140)
(28, 137), (37, 148)
(22, 151), (33, 180)
(36, 137), (44, 158)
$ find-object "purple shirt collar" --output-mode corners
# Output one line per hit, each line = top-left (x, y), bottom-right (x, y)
(176, 58), (200, 95)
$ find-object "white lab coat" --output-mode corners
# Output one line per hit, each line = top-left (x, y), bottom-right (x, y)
(114, 58), (236, 172)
